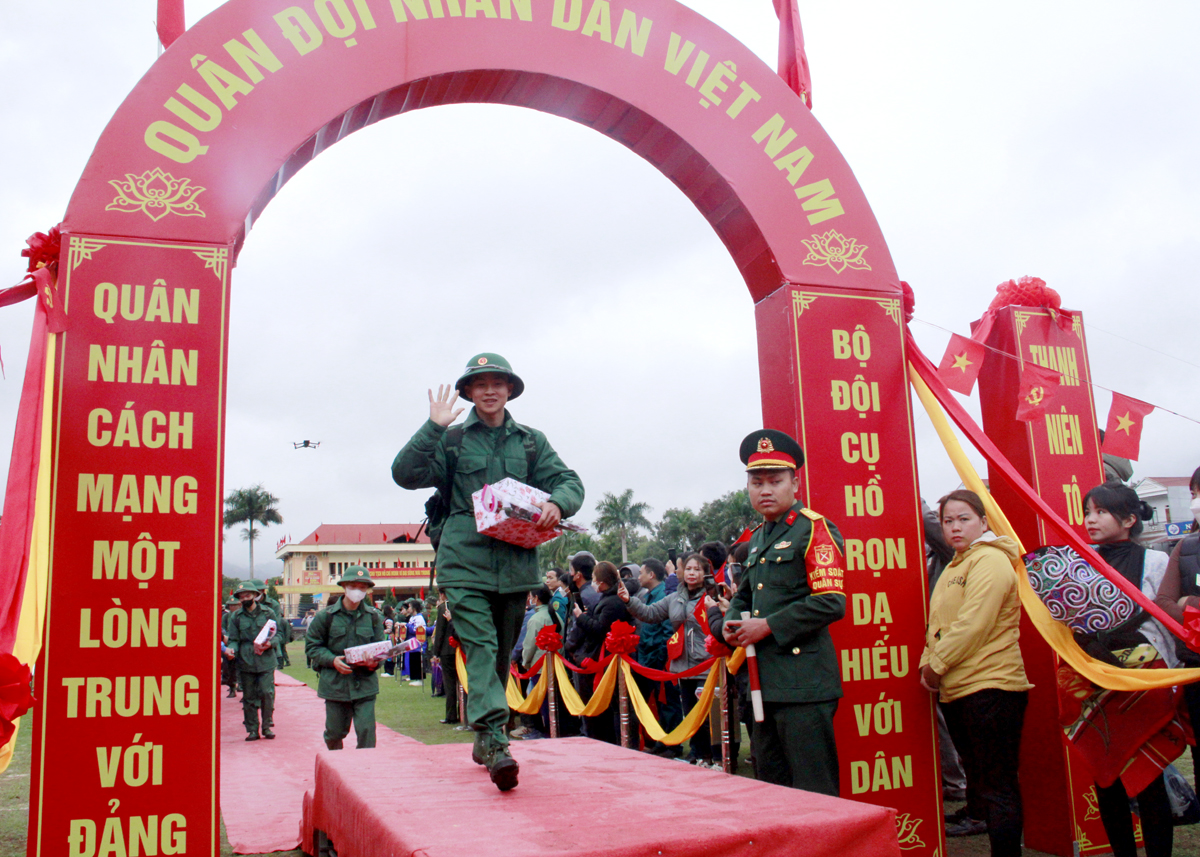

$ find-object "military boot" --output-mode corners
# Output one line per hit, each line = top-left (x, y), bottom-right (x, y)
(471, 732), (488, 766)
(486, 744), (519, 792)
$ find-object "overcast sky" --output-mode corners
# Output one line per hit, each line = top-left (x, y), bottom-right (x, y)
(1, 1), (1197, 578)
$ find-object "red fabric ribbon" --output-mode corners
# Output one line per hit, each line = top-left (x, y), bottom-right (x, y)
(534, 625), (563, 653)
(510, 655), (545, 680)
(448, 635), (458, 649)
(705, 635), (733, 659)
(909, 340), (1200, 653)
(0, 654), (35, 745)
(604, 621), (640, 655)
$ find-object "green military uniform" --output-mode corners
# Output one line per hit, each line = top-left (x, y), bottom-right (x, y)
(261, 592), (291, 667)
(725, 430), (847, 795)
(221, 599), (241, 695)
(391, 353), (584, 787)
(305, 566), (386, 749)
(227, 581), (279, 739)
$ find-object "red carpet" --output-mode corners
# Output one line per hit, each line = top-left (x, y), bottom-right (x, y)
(303, 737), (902, 857)
(220, 671), (419, 854)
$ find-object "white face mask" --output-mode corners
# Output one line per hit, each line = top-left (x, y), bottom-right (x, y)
(344, 588), (368, 604)
(1190, 496), (1200, 524)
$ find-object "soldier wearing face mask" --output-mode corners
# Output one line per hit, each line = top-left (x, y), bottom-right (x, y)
(305, 566), (387, 749)
(226, 580), (279, 740)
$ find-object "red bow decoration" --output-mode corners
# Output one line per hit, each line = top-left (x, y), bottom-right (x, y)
(900, 281), (915, 323)
(0, 654), (35, 745)
(534, 625), (563, 653)
(705, 634), (733, 659)
(21, 226), (61, 273)
(1183, 606), (1200, 651)
(988, 276), (1059, 311)
(4, 224), (70, 334)
(604, 621), (640, 655)
(448, 635), (459, 649)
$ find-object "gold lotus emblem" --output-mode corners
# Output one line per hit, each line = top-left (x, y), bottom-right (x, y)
(894, 813), (925, 850)
(106, 168), (206, 222)
(801, 230), (871, 274)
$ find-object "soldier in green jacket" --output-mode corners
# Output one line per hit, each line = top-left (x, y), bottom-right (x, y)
(305, 566), (387, 749)
(226, 580), (279, 740)
(722, 430), (847, 795)
(392, 352), (584, 791)
(260, 588), (291, 667)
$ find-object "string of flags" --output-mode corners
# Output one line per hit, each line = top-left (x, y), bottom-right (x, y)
(930, 297), (1159, 462)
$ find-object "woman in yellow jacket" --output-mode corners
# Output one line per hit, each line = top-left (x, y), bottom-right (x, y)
(920, 490), (1032, 857)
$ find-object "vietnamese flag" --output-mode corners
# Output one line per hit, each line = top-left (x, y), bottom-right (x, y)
(773, 0), (813, 107)
(936, 334), (986, 396)
(1104, 393), (1154, 460)
(1015, 362), (1061, 422)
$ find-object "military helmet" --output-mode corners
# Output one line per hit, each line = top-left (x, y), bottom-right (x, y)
(225, 597), (239, 607)
(337, 565), (376, 587)
(454, 352), (524, 401)
(233, 579), (263, 596)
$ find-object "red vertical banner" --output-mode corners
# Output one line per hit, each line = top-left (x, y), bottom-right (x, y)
(976, 306), (1110, 856)
(27, 235), (231, 857)
(757, 285), (941, 857)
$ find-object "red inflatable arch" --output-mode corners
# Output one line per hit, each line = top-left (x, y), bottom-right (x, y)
(64, 0), (897, 296)
(33, 1), (939, 854)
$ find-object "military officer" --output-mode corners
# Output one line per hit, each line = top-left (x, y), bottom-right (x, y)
(305, 566), (386, 749)
(226, 580), (279, 740)
(392, 352), (584, 791)
(722, 429), (847, 795)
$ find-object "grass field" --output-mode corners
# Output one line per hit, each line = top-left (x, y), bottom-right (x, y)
(1, 640), (1196, 856)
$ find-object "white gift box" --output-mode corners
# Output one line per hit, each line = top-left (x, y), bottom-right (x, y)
(344, 637), (420, 664)
(471, 478), (585, 549)
(253, 620), (277, 646)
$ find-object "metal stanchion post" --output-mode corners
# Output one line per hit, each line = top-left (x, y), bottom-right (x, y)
(719, 658), (731, 773)
(547, 655), (559, 739)
(618, 661), (631, 749)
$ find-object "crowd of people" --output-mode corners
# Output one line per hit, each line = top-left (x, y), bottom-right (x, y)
(218, 346), (1200, 857)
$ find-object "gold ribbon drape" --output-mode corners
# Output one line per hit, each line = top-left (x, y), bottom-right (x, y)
(910, 367), (1200, 691)
(0, 332), (57, 773)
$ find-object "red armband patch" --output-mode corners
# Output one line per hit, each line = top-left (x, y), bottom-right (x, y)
(806, 520), (845, 595)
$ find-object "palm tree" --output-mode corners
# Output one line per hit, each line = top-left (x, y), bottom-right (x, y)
(223, 484), (283, 576)
(593, 489), (652, 563)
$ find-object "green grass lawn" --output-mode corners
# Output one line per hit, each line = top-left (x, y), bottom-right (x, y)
(3, 640), (1197, 856)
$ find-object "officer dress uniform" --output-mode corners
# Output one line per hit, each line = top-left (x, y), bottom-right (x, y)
(391, 353), (584, 787)
(227, 582), (279, 739)
(725, 431), (847, 795)
(305, 567), (386, 749)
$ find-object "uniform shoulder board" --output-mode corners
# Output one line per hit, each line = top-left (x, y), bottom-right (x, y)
(800, 508), (824, 521)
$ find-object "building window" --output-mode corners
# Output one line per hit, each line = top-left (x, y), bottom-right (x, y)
(305, 555), (319, 571)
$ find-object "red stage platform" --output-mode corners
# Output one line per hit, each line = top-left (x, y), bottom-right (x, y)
(300, 737), (902, 857)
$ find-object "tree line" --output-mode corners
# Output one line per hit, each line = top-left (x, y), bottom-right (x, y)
(538, 487), (758, 569)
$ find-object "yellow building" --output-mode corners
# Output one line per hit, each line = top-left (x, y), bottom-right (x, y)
(273, 523), (435, 617)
